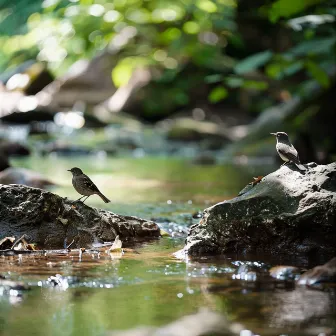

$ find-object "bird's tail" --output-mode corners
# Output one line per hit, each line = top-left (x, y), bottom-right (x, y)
(295, 163), (307, 171)
(98, 193), (110, 203)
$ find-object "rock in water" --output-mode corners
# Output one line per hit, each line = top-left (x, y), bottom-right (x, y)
(185, 162), (336, 257)
(297, 257), (336, 287)
(0, 184), (160, 249)
(0, 167), (54, 189)
(0, 153), (10, 172)
(0, 141), (30, 157)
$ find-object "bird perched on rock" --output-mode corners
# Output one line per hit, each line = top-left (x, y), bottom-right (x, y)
(271, 132), (306, 171)
(68, 167), (110, 203)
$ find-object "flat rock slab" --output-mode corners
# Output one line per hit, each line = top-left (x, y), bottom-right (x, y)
(0, 184), (160, 249)
(185, 162), (336, 257)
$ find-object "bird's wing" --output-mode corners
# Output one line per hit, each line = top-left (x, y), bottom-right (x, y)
(277, 143), (301, 164)
(81, 175), (100, 193)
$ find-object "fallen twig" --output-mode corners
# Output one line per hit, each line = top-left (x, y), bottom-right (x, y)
(11, 234), (27, 250)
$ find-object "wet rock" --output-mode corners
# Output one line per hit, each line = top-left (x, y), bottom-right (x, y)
(0, 236), (15, 249)
(0, 184), (160, 249)
(269, 266), (301, 281)
(237, 183), (254, 196)
(264, 286), (335, 332)
(45, 274), (72, 290)
(0, 167), (55, 189)
(238, 176), (264, 196)
(0, 140), (30, 156)
(185, 162), (336, 257)
(108, 309), (244, 336)
(0, 278), (29, 292)
(0, 152), (10, 172)
(232, 261), (270, 282)
(297, 257), (336, 287)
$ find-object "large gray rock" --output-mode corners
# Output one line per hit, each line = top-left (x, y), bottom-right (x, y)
(0, 184), (160, 249)
(185, 162), (336, 257)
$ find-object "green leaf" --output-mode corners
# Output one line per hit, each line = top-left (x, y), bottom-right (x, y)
(265, 63), (283, 79)
(266, 61), (304, 79)
(204, 74), (223, 83)
(196, 0), (218, 13)
(225, 77), (243, 88)
(285, 37), (336, 57)
(268, 0), (324, 22)
(234, 50), (273, 74)
(242, 80), (268, 90)
(208, 86), (228, 103)
(283, 61), (304, 76)
(305, 60), (330, 88)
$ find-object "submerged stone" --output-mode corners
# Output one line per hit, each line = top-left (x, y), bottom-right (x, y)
(185, 162), (336, 257)
(298, 257), (336, 287)
(0, 184), (160, 249)
(269, 266), (301, 281)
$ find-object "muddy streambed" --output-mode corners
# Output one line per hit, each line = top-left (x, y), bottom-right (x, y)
(1, 156), (335, 336)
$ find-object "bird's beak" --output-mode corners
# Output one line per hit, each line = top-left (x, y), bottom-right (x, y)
(270, 133), (277, 136)
(67, 169), (71, 172)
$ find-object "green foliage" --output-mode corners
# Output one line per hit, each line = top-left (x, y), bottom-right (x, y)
(242, 80), (268, 91)
(234, 51), (273, 74)
(305, 60), (330, 88)
(0, 0), (42, 35)
(266, 61), (304, 79)
(284, 37), (336, 57)
(208, 86), (228, 103)
(267, 0), (324, 22)
(0, 0), (334, 115)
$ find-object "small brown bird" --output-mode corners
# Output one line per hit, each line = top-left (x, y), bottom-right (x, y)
(68, 167), (110, 203)
(271, 132), (306, 171)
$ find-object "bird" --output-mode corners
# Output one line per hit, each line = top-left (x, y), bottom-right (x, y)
(270, 132), (306, 171)
(68, 167), (110, 203)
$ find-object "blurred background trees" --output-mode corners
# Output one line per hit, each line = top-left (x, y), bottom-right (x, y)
(0, 0), (335, 160)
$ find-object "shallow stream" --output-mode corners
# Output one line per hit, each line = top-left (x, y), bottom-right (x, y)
(1, 156), (335, 336)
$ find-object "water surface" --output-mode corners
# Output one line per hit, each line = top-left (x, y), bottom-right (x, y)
(1, 156), (335, 336)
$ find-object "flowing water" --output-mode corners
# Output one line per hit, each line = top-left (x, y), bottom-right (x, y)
(1, 155), (335, 336)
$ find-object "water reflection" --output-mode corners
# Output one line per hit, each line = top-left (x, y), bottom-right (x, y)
(1, 238), (335, 336)
(1, 157), (335, 335)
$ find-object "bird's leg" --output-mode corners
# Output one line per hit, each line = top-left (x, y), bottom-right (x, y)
(82, 196), (90, 203)
(281, 161), (289, 167)
(75, 195), (86, 202)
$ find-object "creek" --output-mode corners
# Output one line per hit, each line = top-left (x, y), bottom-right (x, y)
(0, 155), (335, 336)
